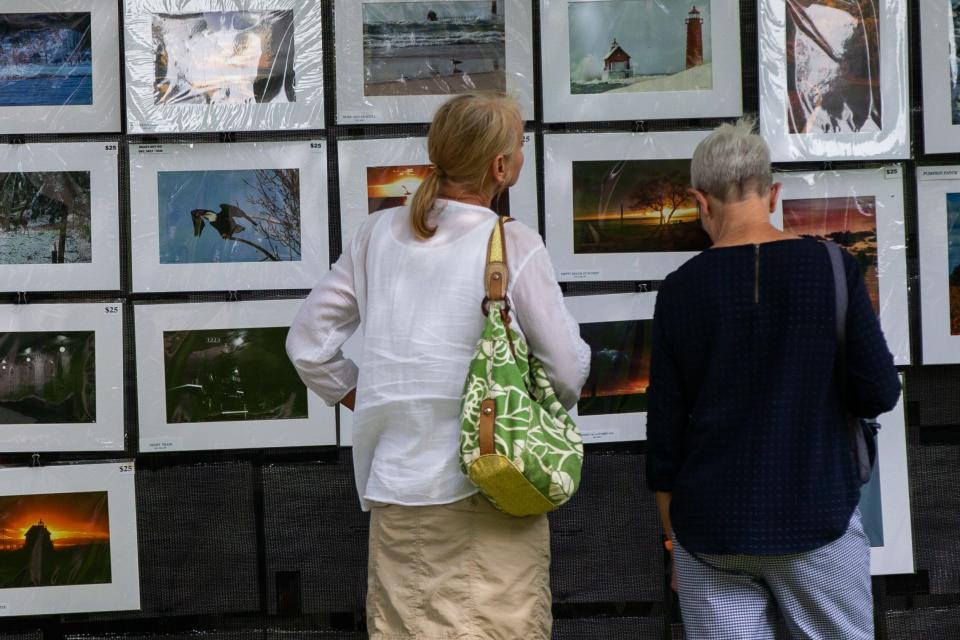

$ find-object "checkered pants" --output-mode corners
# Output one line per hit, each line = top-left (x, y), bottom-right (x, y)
(673, 509), (872, 640)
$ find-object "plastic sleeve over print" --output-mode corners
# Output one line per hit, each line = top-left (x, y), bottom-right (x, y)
(0, 0), (121, 134)
(758, 0), (909, 161)
(124, 0), (325, 133)
(333, 0), (534, 124)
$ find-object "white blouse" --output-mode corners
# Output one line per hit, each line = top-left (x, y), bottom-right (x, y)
(286, 200), (590, 510)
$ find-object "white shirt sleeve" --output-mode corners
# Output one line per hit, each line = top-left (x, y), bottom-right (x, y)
(285, 245), (361, 406)
(507, 225), (591, 410)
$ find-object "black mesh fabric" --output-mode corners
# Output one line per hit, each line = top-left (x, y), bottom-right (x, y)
(552, 616), (663, 639)
(262, 453), (369, 613)
(909, 444), (960, 594)
(886, 605), (960, 638)
(265, 631), (366, 639)
(549, 453), (663, 603)
(907, 367), (960, 427)
(134, 460), (261, 615)
(0, 633), (41, 640)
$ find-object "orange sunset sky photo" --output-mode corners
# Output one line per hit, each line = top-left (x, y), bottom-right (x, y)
(0, 492), (109, 550)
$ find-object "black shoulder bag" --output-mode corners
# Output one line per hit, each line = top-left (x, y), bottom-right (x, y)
(825, 241), (880, 486)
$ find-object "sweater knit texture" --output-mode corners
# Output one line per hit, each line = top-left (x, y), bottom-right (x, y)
(646, 238), (901, 555)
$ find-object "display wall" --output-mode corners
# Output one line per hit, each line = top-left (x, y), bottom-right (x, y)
(0, 1), (955, 638)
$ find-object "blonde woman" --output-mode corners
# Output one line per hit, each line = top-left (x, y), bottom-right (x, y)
(286, 93), (590, 639)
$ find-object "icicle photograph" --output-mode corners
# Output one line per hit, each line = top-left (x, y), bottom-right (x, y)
(152, 10), (295, 105)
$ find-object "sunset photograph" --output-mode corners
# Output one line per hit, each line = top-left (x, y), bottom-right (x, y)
(782, 195), (879, 313)
(578, 318), (652, 416)
(366, 164), (510, 215)
(572, 159), (710, 254)
(0, 491), (111, 588)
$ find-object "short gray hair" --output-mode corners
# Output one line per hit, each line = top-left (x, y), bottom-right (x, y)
(690, 118), (772, 203)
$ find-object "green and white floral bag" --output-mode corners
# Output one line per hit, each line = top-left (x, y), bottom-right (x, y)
(459, 217), (584, 517)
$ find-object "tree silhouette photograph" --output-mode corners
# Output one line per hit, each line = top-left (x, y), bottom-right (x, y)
(157, 168), (301, 264)
(0, 491), (110, 589)
(946, 192), (960, 335)
(782, 195), (879, 314)
(572, 159), (709, 254)
(0, 171), (91, 264)
(578, 319), (652, 416)
(163, 327), (308, 424)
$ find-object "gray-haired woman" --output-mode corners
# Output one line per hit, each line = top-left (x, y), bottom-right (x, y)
(646, 119), (900, 639)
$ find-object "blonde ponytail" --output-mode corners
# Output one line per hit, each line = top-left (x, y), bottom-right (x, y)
(409, 92), (522, 240)
(409, 170), (442, 240)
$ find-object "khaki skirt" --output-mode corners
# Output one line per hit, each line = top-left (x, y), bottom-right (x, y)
(366, 494), (552, 640)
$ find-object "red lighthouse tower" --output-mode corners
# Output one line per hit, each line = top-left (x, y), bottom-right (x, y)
(685, 6), (704, 69)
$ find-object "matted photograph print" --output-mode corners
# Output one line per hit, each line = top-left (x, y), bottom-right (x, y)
(0, 142), (120, 292)
(0, 0), (120, 134)
(919, 0), (960, 153)
(0, 462), (138, 616)
(540, 0), (741, 122)
(543, 130), (738, 282)
(862, 391), (913, 575)
(124, 0), (323, 133)
(914, 167), (960, 363)
(0, 13), (92, 107)
(128, 140), (328, 293)
(758, 0), (909, 161)
(335, 0), (534, 123)
(135, 300), (335, 452)
(0, 303), (124, 452)
(564, 292), (656, 442)
(336, 135), (538, 249)
(774, 166), (909, 364)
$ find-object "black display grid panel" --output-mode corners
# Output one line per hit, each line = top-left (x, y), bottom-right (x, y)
(0, 2), (956, 639)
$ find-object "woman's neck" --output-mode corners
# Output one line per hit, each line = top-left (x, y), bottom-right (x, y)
(437, 181), (493, 208)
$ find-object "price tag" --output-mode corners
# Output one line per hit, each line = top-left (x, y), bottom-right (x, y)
(118, 463), (135, 473)
(104, 304), (121, 315)
(104, 143), (118, 154)
(309, 141), (324, 153)
(884, 166), (902, 180)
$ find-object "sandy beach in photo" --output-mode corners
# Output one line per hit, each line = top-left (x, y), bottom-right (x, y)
(364, 70), (504, 96)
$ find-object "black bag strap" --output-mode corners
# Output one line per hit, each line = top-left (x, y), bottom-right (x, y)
(826, 241), (847, 352)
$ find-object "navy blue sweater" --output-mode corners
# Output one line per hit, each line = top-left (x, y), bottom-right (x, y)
(646, 238), (901, 555)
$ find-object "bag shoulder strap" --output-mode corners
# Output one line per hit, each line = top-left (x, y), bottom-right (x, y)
(484, 216), (513, 302)
(826, 241), (847, 349)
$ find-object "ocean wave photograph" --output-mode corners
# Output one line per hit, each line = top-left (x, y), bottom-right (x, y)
(362, 1), (506, 96)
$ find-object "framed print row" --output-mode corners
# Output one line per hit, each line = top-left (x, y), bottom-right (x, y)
(0, 300), (336, 454)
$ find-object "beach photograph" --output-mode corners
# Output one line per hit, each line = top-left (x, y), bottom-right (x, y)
(782, 195), (879, 313)
(0, 331), (96, 425)
(153, 10), (295, 105)
(578, 318), (652, 416)
(0, 491), (110, 588)
(163, 327), (308, 424)
(0, 171), (92, 265)
(567, 1), (712, 95)
(157, 168), (301, 264)
(786, 0), (881, 134)
(362, 1), (506, 96)
(0, 13), (92, 107)
(946, 192), (960, 334)
(366, 164), (510, 215)
(571, 158), (709, 254)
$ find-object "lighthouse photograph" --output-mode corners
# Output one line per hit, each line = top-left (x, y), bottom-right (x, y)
(567, 1), (712, 95)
